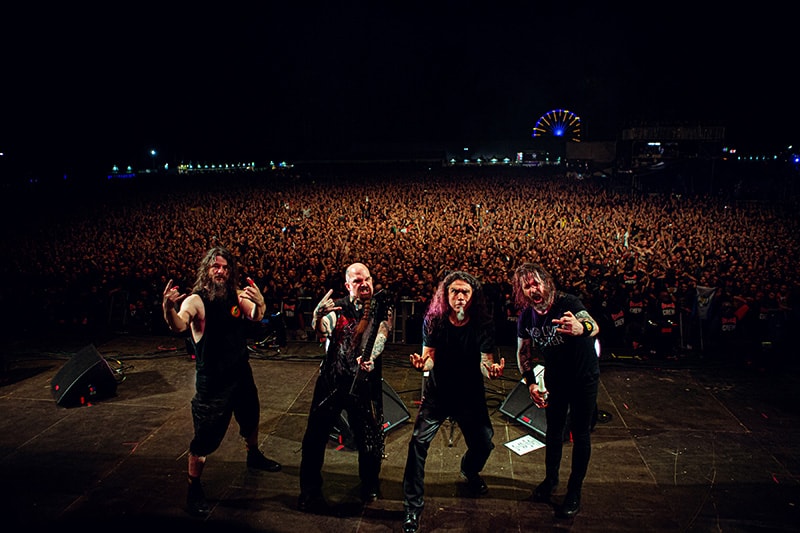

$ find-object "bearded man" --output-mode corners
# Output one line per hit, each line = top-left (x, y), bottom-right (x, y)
(512, 262), (600, 519)
(163, 245), (281, 517)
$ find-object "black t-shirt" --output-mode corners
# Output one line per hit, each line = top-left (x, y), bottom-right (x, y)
(517, 292), (599, 390)
(422, 316), (496, 407)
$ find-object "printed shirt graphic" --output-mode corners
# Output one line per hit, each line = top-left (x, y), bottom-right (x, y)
(517, 292), (599, 388)
(660, 301), (676, 317)
(323, 297), (362, 383)
(527, 314), (566, 350)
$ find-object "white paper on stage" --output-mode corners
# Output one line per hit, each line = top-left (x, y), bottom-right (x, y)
(504, 434), (545, 455)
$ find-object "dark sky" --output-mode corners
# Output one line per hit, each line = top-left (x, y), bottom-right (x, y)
(2, 3), (796, 177)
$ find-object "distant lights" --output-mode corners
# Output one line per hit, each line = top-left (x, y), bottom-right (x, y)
(175, 160), (263, 174)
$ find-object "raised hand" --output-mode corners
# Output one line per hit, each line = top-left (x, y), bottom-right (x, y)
(242, 277), (265, 307)
(553, 310), (580, 336)
(163, 279), (187, 310)
(314, 288), (341, 318)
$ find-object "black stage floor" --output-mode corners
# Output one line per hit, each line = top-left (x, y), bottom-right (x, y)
(1, 333), (799, 532)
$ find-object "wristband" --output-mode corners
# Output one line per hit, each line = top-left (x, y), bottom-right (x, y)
(580, 320), (594, 337)
(522, 370), (536, 385)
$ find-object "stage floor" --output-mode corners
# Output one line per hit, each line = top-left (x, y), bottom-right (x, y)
(1, 333), (798, 532)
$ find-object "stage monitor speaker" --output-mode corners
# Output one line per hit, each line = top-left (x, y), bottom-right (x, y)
(499, 379), (572, 443)
(51, 344), (118, 407)
(380, 378), (411, 432)
(331, 379), (411, 449)
(500, 379), (548, 441)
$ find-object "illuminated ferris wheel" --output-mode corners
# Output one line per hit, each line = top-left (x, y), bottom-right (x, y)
(532, 108), (581, 142)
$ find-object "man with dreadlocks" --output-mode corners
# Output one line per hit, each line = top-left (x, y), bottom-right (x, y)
(401, 270), (505, 533)
(162, 245), (281, 517)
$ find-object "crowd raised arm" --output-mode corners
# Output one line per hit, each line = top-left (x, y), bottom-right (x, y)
(4, 169), (798, 339)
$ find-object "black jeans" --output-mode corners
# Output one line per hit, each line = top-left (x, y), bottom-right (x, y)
(544, 373), (600, 492)
(299, 374), (384, 497)
(402, 398), (495, 510)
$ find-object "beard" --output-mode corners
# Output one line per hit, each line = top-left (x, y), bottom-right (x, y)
(358, 287), (372, 300)
(455, 308), (466, 322)
(207, 279), (229, 301)
(531, 287), (553, 314)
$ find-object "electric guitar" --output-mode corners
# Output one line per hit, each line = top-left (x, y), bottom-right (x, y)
(349, 289), (394, 396)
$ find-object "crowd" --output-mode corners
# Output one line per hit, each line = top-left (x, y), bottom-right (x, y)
(3, 166), (797, 362)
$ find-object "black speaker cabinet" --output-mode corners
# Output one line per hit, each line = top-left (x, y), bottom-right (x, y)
(500, 379), (573, 443)
(380, 378), (411, 432)
(331, 379), (410, 449)
(500, 379), (548, 441)
(51, 345), (118, 407)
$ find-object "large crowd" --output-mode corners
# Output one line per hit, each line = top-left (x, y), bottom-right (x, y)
(3, 165), (798, 362)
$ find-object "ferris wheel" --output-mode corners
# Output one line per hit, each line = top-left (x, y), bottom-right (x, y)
(532, 109), (581, 142)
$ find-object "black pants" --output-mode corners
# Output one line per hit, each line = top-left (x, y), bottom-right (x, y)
(190, 363), (259, 457)
(544, 374), (599, 493)
(402, 398), (495, 511)
(299, 374), (384, 497)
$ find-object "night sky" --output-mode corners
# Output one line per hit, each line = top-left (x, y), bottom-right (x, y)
(2, 3), (796, 178)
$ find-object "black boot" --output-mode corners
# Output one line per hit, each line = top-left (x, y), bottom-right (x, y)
(247, 449), (282, 472)
(360, 481), (380, 504)
(460, 470), (489, 496)
(298, 491), (334, 515)
(186, 478), (210, 517)
(557, 489), (581, 518)
(402, 507), (422, 533)
(531, 478), (558, 502)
